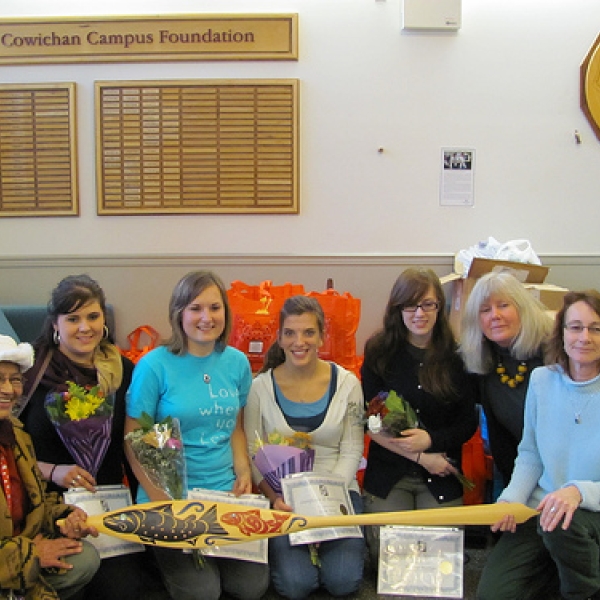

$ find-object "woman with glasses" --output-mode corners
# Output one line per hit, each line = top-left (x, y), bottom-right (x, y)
(481, 290), (600, 600)
(361, 268), (478, 565)
(459, 271), (557, 599)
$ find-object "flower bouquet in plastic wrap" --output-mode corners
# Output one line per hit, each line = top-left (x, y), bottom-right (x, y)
(45, 381), (115, 479)
(125, 412), (187, 500)
(366, 390), (475, 491)
(365, 390), (419, 437)
(252, 430), (315, 496)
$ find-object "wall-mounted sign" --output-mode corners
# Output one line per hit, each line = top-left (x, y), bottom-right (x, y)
(581, 33), (600, 141)
(0, 14), (297, 65)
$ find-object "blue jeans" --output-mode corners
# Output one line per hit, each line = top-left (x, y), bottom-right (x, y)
(269, 491), (366, 600)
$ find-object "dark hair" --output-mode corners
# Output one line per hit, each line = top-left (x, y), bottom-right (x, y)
(259, 296), (325, 373)
(38, 274), (108, 349)
(546, 290), (600, 371)
(164, 270), (232, 356)
(363, 268), (458, 400)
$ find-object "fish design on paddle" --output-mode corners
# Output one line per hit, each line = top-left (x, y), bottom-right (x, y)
(103, 502), (229, 546)
(221, 508), (290, 536)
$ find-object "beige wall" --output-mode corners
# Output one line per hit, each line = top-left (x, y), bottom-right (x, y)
(1, 254), (598, 353)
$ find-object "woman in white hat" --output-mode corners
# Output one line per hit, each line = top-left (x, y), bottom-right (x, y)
(0, 335), (100, 599)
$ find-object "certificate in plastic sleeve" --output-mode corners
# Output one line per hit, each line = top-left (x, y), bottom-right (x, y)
(64, 484), (144, 559)
(378, 525), (464, 598)
(188, 489), (269, 563)
(281, 473), (362, 546)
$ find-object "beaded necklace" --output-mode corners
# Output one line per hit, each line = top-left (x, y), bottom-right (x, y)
(496, 360), (528, 388)
(0, 451), (12, 515)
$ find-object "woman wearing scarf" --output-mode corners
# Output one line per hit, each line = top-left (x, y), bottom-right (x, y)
(20, 275), (166, 600)
(0, 334), (100, 599)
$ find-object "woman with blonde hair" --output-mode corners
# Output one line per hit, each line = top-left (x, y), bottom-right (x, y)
(460, 271), (553, 486)
(458, 271), (557, 600)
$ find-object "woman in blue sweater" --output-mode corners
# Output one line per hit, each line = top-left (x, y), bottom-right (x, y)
(483, 290), (600, 600)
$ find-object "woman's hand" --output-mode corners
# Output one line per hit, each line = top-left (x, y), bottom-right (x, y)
(52, 464), (97, 493)
(418, 453), (459, 477)
(537, 485), (582, 532)
(272, 496), (293, 512)
(33, 535), (85, 570)
(490, 501), (517, 533)
(390, 428), (432, 453)
(59, 507), (99, 540)
(231, 469), (252, 497)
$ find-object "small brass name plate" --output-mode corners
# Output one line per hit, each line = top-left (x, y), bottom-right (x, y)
(0, 14), (297, 64)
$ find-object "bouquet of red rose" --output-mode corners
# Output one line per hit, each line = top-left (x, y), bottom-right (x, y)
(366, 390), (475, 491)
(366, 390), (419, 437)
(45, 381), (114, 479)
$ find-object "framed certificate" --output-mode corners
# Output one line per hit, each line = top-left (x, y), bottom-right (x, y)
(64, 485), (144, 559)
(378, 525), (464, 598)
(281, 473), (362, 546)
(188, 489), (269, 563)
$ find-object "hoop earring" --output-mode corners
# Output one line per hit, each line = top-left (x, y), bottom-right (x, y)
(53, 330), (60, 345)
(103, 325), (109, 339)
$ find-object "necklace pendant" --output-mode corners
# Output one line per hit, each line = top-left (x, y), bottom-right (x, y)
(203, 374), (210, 384)
(575, 413), (581, 424)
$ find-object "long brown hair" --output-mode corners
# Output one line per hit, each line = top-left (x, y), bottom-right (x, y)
(364, 268), (458, 400)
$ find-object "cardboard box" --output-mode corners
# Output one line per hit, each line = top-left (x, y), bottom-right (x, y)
(441, 258), (550, 338)
(524, 283), (569, 312)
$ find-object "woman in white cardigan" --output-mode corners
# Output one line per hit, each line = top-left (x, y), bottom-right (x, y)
(244, 296), (365, 600)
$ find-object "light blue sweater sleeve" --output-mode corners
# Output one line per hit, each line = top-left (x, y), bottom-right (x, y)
(499, 367), (600, 511)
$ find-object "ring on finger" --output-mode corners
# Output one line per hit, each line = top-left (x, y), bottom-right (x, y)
(550, 506), (556, 513)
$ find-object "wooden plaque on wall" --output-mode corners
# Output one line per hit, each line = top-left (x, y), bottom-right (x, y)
(95, 79), (299, 215)
(0, 83), (78, 217)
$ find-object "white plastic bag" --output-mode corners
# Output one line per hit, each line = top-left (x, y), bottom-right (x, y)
(455, 237), (541, 277)
(494, 240), (541, 265)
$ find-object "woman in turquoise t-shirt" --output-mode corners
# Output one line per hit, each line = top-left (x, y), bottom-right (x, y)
(125, 270), (269, 600)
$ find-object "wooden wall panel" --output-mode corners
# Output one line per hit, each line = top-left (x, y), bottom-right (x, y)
(96, 79), (298, 215)
(0, 83), (78, 217)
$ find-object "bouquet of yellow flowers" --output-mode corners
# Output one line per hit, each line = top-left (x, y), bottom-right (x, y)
(252, 431), (315, 495)
(125, 412), (187, 500)
(45, 381), (114, 478)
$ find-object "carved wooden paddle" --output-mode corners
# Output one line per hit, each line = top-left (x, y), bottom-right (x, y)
(62, 500), (538, 550)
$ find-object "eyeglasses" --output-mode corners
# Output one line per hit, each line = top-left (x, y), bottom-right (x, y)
(564, 323), (600, 336)
(402, 300), (440, 313)
(0, 374), (25, 387)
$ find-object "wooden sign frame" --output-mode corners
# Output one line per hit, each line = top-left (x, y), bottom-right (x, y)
(0, 14), (298, 65)
(0, 82), (78, 218)
(95, 79), (299, 215)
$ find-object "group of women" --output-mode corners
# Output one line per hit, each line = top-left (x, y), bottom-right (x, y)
(1, 265), (600, 600)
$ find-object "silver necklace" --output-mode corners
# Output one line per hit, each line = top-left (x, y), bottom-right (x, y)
(570, 395), (593, 424)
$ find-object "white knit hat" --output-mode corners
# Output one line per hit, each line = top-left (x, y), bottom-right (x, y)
(0, 335), (34, 372)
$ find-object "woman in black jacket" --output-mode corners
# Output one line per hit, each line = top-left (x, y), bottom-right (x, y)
(361, 268), (478, 564)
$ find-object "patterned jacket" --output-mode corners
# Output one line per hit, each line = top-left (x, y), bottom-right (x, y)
(0, 417), (72, 600)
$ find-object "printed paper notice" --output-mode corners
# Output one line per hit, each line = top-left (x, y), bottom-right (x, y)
(440, 148), (475, 207)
